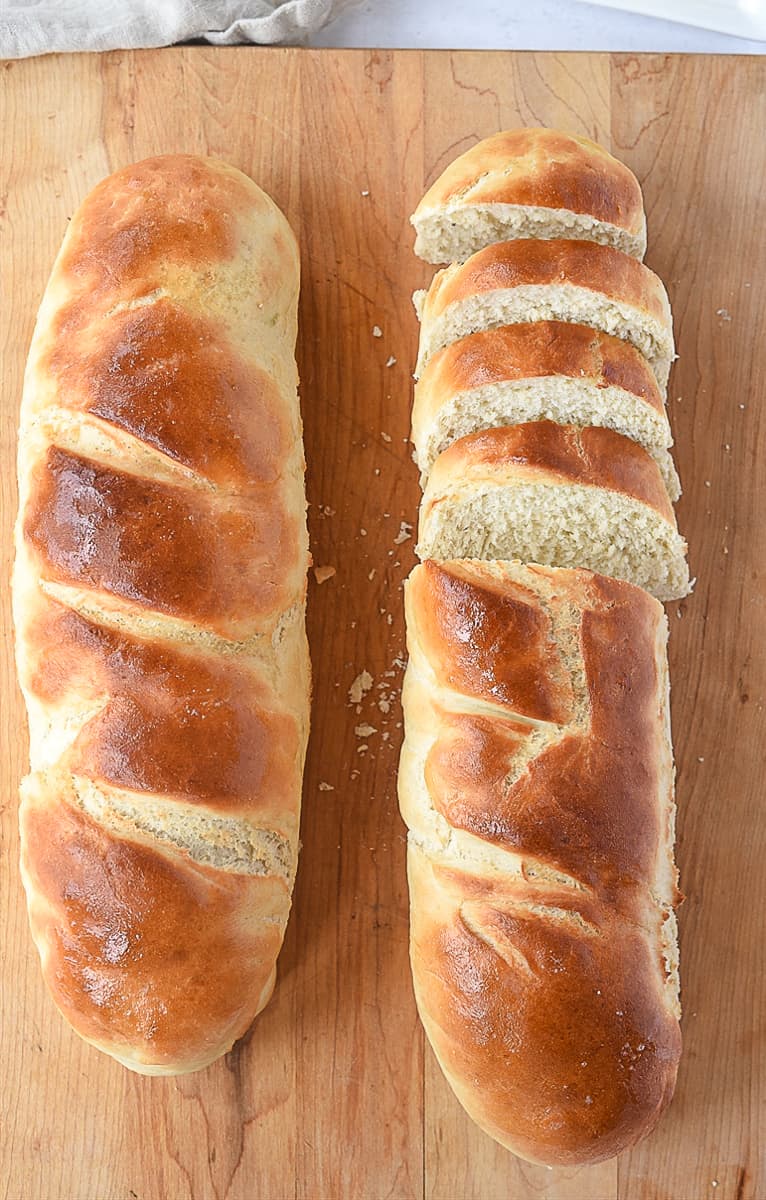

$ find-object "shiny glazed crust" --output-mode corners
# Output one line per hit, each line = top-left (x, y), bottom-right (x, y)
(14, 155), (310, 1074)
(399, 560), (681, 1165)
(413, 129), (645, 241)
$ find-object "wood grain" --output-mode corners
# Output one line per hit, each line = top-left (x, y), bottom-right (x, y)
(0, 48), (763, 1200)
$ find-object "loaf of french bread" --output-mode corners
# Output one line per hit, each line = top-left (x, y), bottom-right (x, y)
(14, 155), (310, 1074)
(402, 128), (685, 1166)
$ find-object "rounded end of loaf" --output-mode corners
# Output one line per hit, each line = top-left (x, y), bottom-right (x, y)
(411, 128), (646, 264)
(105, 964), (280, 1076)
(408, 843), (681, 1168)
(38, 154), (301, 378)
(18, 771), (294, 1077)
(64, 152), (300, 264)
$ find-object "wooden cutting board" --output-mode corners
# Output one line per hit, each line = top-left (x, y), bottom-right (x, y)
(0, 48), (763, 1200)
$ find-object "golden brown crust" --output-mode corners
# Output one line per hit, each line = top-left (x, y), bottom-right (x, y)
(45, 299), (292, 492)
(413, 129), (644, 238)
(420, 239), (670, 331)
(24, 447), (303, 639)
(400, 561), (680, 1164)
(408, 559), (576, 725)
(415, 322), (666, 427)
(423, 421), (676, 523)
(411, 560), (669, 893)
(24, 595), (301, 824)
(14, 156), (308, 1074)
(56, 154), (261, 297)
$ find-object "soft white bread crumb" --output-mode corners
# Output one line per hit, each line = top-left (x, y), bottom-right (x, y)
(416, 283), (673, 389)
(414, 202), (646, 265)
(418, 481), (689, 601)
(413, 371), (680, 500)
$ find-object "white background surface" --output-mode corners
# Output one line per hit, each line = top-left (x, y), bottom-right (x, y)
(315, 0), (766, 54)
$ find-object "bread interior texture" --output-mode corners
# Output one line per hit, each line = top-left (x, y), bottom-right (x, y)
(413, 203), (645, 264)
(416, 375), (679, 499)
(418, 483), (690, 601)
(416, 284), (671, 389)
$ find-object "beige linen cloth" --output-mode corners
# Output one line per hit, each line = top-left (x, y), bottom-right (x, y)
(0, 0), (344, 57)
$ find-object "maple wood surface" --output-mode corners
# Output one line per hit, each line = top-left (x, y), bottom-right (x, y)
(0, 48), (763, 1200)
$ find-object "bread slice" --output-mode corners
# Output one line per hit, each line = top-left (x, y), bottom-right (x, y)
(414, 239), (674, 390)
(412, 128), (646, 264)
(417, 422), (689, 601)
(412, 321), (680, 499)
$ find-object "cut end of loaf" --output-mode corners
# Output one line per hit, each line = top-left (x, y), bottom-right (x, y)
(417, 423), (688, 603)
(414, 240), (674, 386)
(412, 367), (679, 501)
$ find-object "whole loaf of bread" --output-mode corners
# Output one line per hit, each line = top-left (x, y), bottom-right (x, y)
(13, 155), (310, 1075)
(399, 559), (682, 1165)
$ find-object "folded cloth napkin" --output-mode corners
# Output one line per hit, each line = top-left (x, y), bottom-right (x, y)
(0, 0), (340, 58)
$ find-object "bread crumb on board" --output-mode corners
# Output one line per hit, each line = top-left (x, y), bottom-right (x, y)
(372, 325), (382, 338)
(385, 356), (397, 367)
(355, 723), (377, 738)
(318, 782), (335, 792)
(348, 670), (374, 705)
(394, 521), (413, 545)
(313, 565), (336, 584)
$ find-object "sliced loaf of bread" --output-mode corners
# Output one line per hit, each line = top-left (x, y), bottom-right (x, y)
(414, 239), (674, 390)
(412, 321), (679, 499)
(412, 128), (646, 264)
(417, 421), (689, 601)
